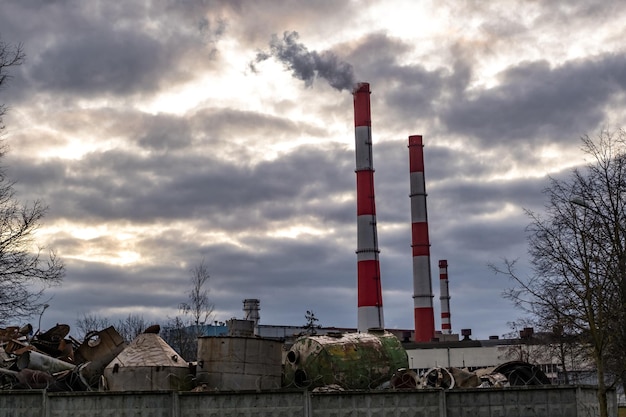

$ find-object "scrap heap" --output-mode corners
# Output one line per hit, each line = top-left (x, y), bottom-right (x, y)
(0, 323), (126, 390)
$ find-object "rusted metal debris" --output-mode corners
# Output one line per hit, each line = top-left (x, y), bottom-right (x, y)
(419, 361), (551, 389)
(283, 331), (551, 392)
(0, 322), (553, 393)
(0, 324), (127, 391)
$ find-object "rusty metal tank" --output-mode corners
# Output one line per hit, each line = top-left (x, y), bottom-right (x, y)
(283, 331), (408, 390)
(196, 336), (282, 390)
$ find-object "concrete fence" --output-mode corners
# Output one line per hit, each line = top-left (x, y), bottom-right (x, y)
(0, 385), (617, 417)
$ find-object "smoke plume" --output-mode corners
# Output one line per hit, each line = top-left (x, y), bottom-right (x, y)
(252, 31), (355, 92)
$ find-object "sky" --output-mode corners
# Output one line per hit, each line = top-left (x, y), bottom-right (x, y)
(1, 0), (626, 340)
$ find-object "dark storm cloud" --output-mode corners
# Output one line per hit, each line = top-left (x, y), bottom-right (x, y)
(42, 259), (195, 329)
(383, 67), (447, 119)
(364, 139), (547, 232)
(0, 0), (228, 102)
(9, 141), (354, 229)
(188, 107), (327, 142)
(28, 31), (170, 96)
(253, 31), (356, 91)
(340, 32), (449, 124)
(434, 177), (547, 217)
(187, 231), (359, 327)
(137, 114), (193, 151)
(442, 54), (626, 145)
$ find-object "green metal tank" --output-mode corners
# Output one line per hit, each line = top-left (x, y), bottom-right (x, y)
(283, 331), (408, 390)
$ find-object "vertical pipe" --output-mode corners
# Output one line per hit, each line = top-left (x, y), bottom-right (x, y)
(439, 260), (452, 334)
(408, 135), (435, 342)
(353, 82), (384, 332)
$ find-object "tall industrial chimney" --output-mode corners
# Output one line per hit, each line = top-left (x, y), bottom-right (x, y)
(353, 82), (384, 332)
(408, 135), (435, 342)
(439, 260), (452, 334)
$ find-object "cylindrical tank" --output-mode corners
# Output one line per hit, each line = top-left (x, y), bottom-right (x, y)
(196, 336), (282, 390)
(283, 331), (408, 390)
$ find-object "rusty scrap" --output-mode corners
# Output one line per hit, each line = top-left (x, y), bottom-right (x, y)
(0, 320), (554, 394)
(283, 331), (409, 390)
(0, 323), (128, 391)
(419, 361), (551, 389)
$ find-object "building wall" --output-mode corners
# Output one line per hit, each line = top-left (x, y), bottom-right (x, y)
(407, 345), (508, 372)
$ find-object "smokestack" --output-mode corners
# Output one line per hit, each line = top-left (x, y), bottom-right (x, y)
(243, 298), (260, 335)
(439, 260), (452, 334)
(353, 82), (384, 332)
(408, 135), (435, 342)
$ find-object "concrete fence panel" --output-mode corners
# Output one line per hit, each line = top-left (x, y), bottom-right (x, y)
(179, 391), (306, 417)
(0, 385), (617, 417)
(311, 390), (444, 417)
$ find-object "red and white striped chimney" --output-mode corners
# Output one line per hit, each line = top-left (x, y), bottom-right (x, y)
(353, 82), (384, 332)
(408, 135), (435, 342)
(439, 260), (452, 334)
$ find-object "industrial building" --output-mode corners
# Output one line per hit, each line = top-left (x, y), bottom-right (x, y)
(197, 299), (579, 387)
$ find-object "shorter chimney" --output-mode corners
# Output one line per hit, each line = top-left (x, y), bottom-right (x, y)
(409, 135), (435, 342)
(243, 299), (260, 335)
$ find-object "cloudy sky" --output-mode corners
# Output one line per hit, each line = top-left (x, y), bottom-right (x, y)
(1, 0), (625, 340)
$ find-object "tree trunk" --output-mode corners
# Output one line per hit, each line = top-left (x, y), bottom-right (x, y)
(596, 362), (609, 417)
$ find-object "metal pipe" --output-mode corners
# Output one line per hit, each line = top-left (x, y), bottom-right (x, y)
(16, 350), (75, 373)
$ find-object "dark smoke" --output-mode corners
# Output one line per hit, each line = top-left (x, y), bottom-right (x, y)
(252, 31), (355, 92)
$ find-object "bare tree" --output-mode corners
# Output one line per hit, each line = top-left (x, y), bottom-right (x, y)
(493, 129), (626, 417)
(303, 310), (320, 335)
(0, 38), (64, 325)
(74, 313), (112, 340)
(75, 313), (152, 343)
(162, 259), (215, 361)
(179, 259), (214, 327)
(0, 39), (24, 130)
(499, 319), (587, 384)
(115, 314), (149, 342)
(162, 315), (197, 362)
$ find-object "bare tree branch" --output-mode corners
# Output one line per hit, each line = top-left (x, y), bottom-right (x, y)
(492, 129), (626, 417)
(0, 38), (63, 325)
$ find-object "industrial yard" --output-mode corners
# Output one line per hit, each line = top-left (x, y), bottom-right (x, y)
(0, 82), (621, 417)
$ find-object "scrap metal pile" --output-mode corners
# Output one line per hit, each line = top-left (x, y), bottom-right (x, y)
(0, 324), (552, 392)
(389, 361), (552, 390)
(283, 332), (552, 392)
(0, 324), (126, 391)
